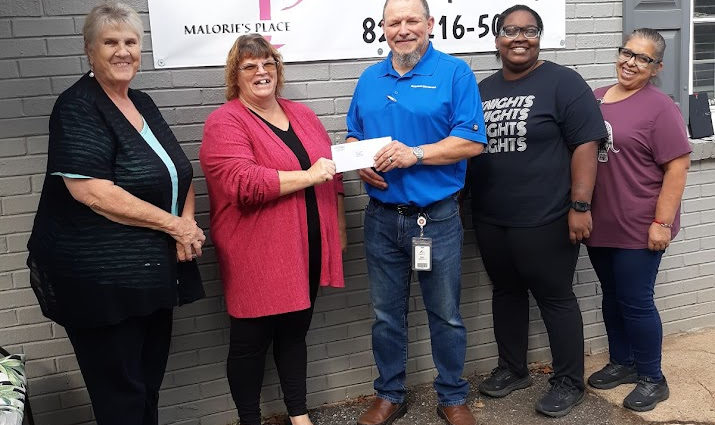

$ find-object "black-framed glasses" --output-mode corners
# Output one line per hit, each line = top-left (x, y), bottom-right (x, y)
(499, 25), (541, 39)
(238, 60), (279, 73)
(617, 47), (660, 68)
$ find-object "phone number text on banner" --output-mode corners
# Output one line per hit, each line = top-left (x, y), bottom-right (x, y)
(148, 0), (565, 69)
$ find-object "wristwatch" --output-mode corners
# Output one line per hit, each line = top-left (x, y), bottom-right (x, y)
(412, 146), (424, 165)
(571, 201), (591, 212)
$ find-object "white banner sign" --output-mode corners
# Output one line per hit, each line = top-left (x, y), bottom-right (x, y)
(148, 0), (565, 69)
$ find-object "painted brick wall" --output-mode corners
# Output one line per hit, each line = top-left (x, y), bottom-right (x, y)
(1, 1), (713, 425)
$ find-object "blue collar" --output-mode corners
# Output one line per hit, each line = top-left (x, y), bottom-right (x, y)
(380, 42), (439, 78)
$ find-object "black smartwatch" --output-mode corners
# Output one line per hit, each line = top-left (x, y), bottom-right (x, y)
(571, 201), (591, 212)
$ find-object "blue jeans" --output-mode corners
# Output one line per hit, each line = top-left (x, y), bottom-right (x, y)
(587, 247), (664, 379)
(364, 195), (468, 406)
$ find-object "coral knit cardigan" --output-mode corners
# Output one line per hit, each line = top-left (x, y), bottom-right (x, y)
(200, 98), (345, 318)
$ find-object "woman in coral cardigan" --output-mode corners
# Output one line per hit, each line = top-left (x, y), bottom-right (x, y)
(199, 34), (346, 425)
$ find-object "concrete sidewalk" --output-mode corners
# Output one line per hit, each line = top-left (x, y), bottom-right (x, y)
(585, 327), (715, 424)
(266, 327), (715, 425)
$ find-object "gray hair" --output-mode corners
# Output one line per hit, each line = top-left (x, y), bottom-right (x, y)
(83, 2), (143, 51)
(626, 28), (666, 62)
(382, 0), (431, 20)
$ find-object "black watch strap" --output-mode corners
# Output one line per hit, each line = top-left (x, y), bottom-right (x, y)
(571, 201), (591, 212)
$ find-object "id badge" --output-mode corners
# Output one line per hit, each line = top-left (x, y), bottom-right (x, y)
(412, 237), (432, 271)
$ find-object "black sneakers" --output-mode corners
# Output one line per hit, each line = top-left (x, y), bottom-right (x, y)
(535, 377), (584, 418)
(623, 376), (670, 412)
(587, 362), (638, 389)
(477, 366), (533, 398)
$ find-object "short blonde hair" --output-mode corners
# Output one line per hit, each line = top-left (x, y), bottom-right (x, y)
(83, 2), (143, 52)
(225, 34), (285, 101)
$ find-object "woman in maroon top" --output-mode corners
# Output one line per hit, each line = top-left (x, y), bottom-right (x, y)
(199, 34), (346, 425)
(586, 28), (691, 412)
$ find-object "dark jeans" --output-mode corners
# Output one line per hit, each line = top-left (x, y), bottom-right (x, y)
(364, 195), (468, 405)
(475, 215), (585, 389)
(65, 308), (173, 425)
(587, 246), (664, 379)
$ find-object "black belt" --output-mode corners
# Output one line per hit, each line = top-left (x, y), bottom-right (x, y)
(372, 193), (458, 216)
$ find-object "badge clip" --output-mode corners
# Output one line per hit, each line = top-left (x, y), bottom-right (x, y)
(412, 214), (432, 271)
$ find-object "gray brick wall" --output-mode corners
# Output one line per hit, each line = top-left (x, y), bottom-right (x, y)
(1, 1), (714, 424)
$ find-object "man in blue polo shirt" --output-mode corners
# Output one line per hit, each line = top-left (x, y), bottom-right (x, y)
(347, 1), (486, 425)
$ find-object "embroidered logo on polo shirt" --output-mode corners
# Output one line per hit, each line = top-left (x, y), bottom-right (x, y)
(410, 84), (437, 89)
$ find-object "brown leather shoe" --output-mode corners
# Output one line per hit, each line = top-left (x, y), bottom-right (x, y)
(356, 397), (407, 425)
(437, 404), (476, 425)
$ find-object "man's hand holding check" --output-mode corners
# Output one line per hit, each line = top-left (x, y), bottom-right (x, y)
(336, 137), (419, 190)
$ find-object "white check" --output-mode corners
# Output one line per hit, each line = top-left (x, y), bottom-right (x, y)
(331, 137), (392, 173)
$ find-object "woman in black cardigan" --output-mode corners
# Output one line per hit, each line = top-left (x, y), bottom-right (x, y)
(26, 3), (205, 424)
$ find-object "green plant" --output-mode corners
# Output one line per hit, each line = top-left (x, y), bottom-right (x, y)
(0, 354), (26, 414)
(0, 355), (25, 387)
(0, 383), (25, 412)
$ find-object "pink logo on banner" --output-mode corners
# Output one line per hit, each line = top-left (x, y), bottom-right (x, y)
(258, 0), (303, 49)
(259, 0), (272, 20)
(258, 0), (304, 20)
(263, 35), (284, 50)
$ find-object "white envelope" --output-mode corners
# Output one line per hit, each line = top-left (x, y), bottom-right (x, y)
(331, 137), (392, 173)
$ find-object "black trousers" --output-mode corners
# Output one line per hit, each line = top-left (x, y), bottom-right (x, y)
(227, 272), (320, 425)
(65, 308), (173, 425)
(475, 215), (585, 389)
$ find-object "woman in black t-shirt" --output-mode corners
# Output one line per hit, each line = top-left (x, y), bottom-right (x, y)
(26, 3), (205, 424)
(467, 4), (606, 418)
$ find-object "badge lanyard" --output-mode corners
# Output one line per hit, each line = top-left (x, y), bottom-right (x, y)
(412, 214), (433, 271)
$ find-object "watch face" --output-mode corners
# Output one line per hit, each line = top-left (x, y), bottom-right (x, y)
(572, 201), (590, 212)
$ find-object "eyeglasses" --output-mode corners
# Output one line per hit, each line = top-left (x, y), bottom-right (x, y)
(499, 25), (541, 39)
(617, 47), (660, 68)
(238, 60), (279, 73)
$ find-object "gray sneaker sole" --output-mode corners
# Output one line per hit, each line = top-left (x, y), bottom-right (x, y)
(478, 375), (533, 398)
